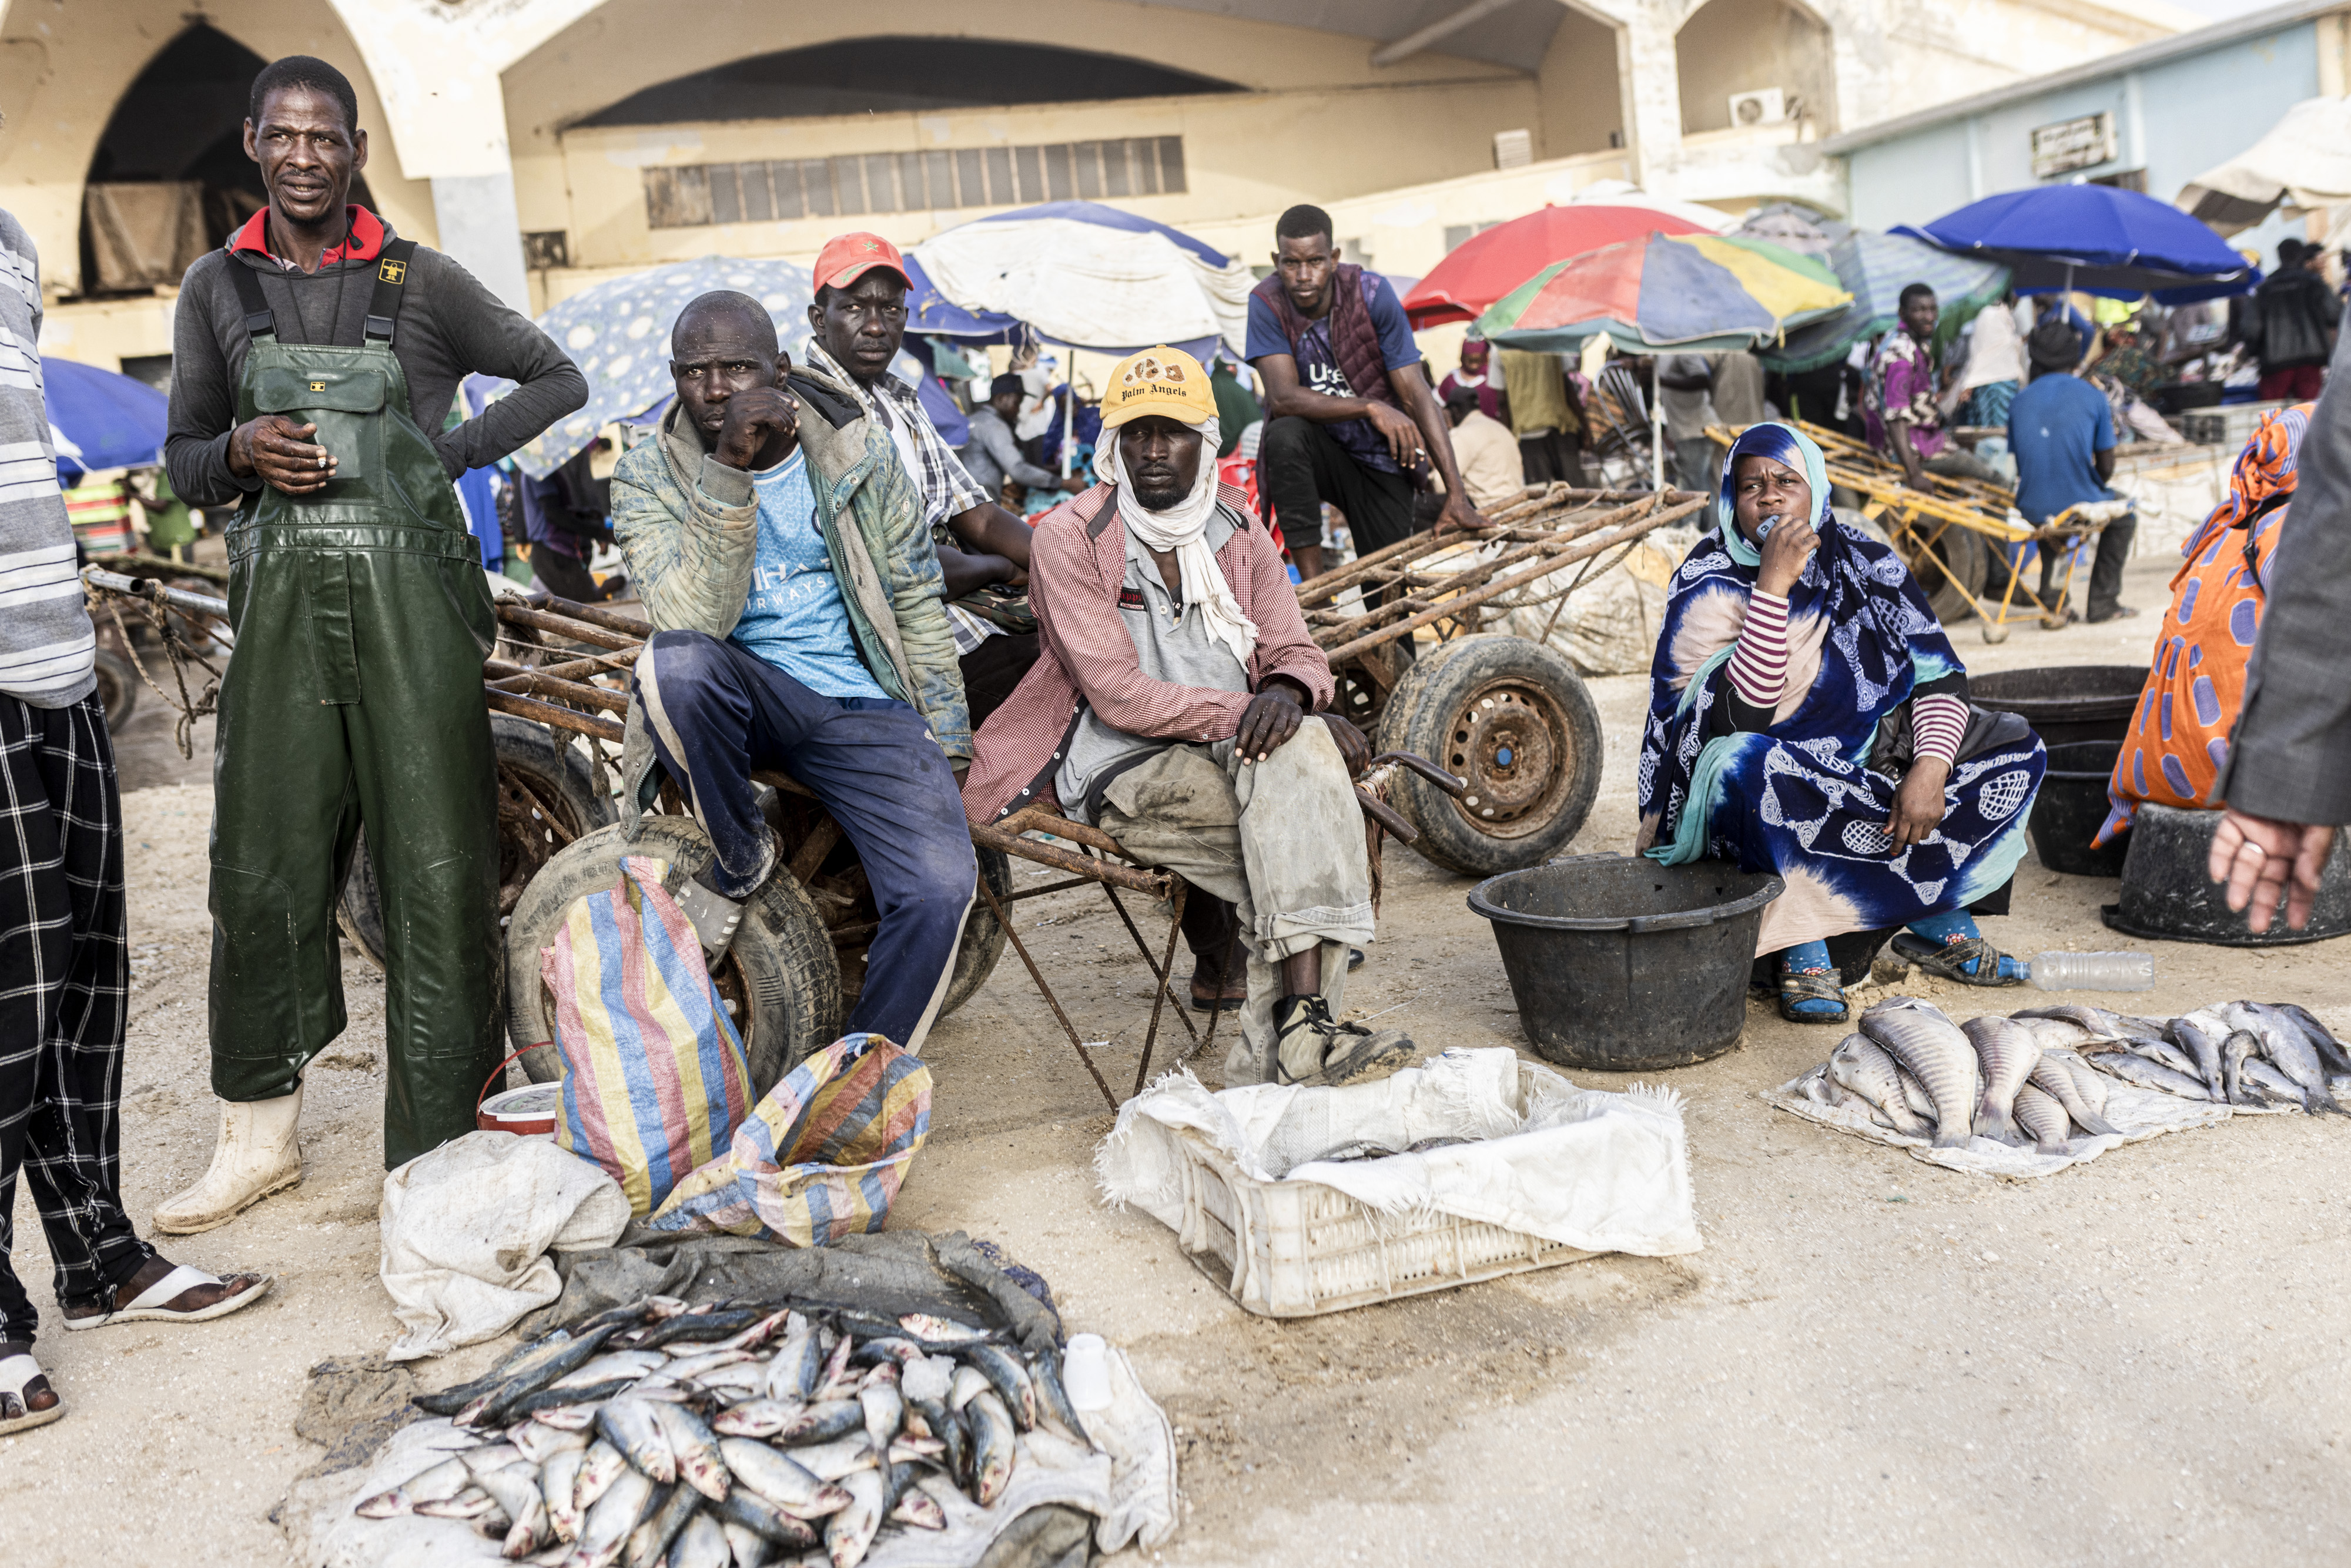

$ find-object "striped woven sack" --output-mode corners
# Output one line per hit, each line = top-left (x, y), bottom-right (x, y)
(646, 1032), (932, 1245)
(544, 855), (753, 1216)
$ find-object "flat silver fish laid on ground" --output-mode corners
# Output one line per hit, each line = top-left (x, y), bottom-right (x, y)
(1960, 1014), (2042, 1143)
(2241, 1056), (2318, 1111)
(2011, 1083), (2071, 1154)
(2220, 1001), (2348, 1114)
(2220, 1030), (2257, 1105)
(2167, 1013), (2231, 1101)
(2027, 1053), (2119, 1137)
(1828, 1033), (1934, 1138)
(2125, 1034), (2201, 1079)
(2268, 1003), (2351, 1076)
(2084, 1050), (2213, 1100)
(1860, 997), (1981, 1149)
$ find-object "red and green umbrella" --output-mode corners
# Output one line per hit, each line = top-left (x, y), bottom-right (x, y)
(1475, 232), (1851, 354)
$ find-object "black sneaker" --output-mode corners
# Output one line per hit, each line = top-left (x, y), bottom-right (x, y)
(1271, 994), (1420, 1087)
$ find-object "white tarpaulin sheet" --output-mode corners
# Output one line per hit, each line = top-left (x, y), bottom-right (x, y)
(2178, 95), (2351, 236)
(1100, 1048), (1703, 1258)
(914, 216), (1252, 357)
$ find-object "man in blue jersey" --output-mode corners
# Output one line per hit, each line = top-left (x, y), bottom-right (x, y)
(2007, 317), (2138, 624)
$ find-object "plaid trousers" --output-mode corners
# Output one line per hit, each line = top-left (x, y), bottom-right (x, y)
(0, 693), (148, 1343)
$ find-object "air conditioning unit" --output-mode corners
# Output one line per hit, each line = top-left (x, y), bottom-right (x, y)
(1728, 89), (1788, 128)
(1493, 128), (1533, 171)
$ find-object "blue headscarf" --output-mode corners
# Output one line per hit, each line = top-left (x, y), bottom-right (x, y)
(1713, 422), (1834, 558)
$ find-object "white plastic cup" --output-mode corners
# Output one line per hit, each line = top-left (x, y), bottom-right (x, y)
(1064, 1332), (1113, 1410)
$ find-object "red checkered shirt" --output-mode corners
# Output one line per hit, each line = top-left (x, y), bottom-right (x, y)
(960, 481), (1337, 823)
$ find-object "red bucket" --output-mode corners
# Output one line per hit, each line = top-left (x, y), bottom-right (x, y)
(477, 1044), (560, 1135)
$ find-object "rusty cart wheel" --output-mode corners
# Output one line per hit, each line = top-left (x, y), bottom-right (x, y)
(1374, 634), (1603, 877)
(1890, 514), (1990, 625)
(500, 814), (842, 1097)
(91, 647), (137, 731)
(337, 715), (614, 973)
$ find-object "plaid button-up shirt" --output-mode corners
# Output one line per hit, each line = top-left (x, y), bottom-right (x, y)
(803, 341), (998, 652)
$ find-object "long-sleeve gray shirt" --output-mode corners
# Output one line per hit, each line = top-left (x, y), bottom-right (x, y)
(2216, 331), (2351, 823)
(957, 406), (1058, 497)
(165, 220), (586, 509)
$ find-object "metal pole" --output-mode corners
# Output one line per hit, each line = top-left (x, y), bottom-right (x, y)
(1649, 353), (1665, 492)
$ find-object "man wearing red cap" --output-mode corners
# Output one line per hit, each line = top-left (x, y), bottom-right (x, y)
(802, 233), (1043, 725)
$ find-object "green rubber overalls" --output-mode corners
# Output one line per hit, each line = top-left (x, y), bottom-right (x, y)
(210, 242), (504, 1168)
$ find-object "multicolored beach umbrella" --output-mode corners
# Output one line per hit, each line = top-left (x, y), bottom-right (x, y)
(1475, 232), (1851, 354)
(1760, 229), (2011, 374)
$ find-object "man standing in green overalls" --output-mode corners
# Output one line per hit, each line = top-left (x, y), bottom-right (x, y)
(157, 56), (587, 1231)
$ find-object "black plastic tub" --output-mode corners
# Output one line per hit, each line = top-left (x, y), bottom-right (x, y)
(2105, 804), (2351, 946)
(2029, 740), (2130, 878)
(1972, 665), (2149, 748)
(1468, 854), (1782, 1071)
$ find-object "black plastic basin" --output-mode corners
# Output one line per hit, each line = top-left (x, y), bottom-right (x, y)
(2029, 740), (2130, 878)
(1972, 665), (2149, 748)
(2106, 804), (2351, 946)
(1469, 854), (1782, 1071)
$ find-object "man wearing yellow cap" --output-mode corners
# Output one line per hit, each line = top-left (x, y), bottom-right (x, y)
(964, 347), (1418, 1086)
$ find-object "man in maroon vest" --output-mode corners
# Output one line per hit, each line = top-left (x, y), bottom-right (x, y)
(1247, 205), (1485, 579)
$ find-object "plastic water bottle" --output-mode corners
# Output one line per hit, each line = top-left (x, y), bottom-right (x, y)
(2025, 950), (2154, 992)
(1063, 1332), (1113, 1411)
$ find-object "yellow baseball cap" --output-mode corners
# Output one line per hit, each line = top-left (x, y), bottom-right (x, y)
(1100, 346), (1216, 428)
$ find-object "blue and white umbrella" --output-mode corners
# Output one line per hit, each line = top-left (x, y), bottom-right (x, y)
(494, 255), (813, 478)
(913, 200), (1252, 361)
(43, 357), (168, 483)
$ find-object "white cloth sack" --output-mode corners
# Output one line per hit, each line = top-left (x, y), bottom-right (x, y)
(1763, 1048), (2261, 1180)
(289, 1347), (1178, 1567)
(378, 1130), (631, 1361)
(1099, 1048), (1703, 1258)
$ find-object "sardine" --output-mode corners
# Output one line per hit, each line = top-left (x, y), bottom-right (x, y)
(788, 1435), (879, 1481)
(714, 1309), (793, 1355)
(2027, 1053), (2118, 1137)
(542, 1446), (587, 1543)
(661, 1349), (753, 1383)
(414, 1485), (500, 1520)
(634, 1308), (758, 1352)
(2268, 1003), (2351, 1076)
(1860, 997), (1980, 1148)
(960, 1344), (1037, 1431)
(474, 1463), (551, 1559)
(622, 1477), (695, 1568)
(768, 1315), (821, 1403)
(1827, 1033), (1933, 1135)
(414, 1329), (580, 1416)
(649, 1399), (731, 1503)
(886, 1435), (945, 1463)
(2085, 1050), (2213, 1100)
(910, 1397), (967, 1485)
(2011, 1083), (2071, 1155)
(711, 1485), (822, 1550)
(668, 1512), (733, 1568)
(570, 1466), (654, 1568)
(554, 1353), (669, 1391)
(467, 1324), (625, 1428)
(514, 1420), (593, 1465)
(812, 1335), (858, 1402)
(966, 1389), (1017, 1508)
(2168, 1013), (2230, 1101)
(1961, 1014), (2042, 1143)
(890, 1489), (947, 1530)
(822, 1469), (885, 1568)
(849, 1336), (926, 1369)
(1030, 1349), (1091, 1448)
(356, 1455), (471, 1517)
(947, 1365), (992, 1412)
(898, 1314), (989, 1345)
(772, 1401), (864, 1446)
(717, 1438), (853, 1516)
(574, 1440), (629, 1515)
(596, 1399), (677, 1485)
(719, 1519), (780, 1568)
(712, 1398), (805, 1439)
(459, 1443), (528, 1476)
(857, 1369), (903, 1453)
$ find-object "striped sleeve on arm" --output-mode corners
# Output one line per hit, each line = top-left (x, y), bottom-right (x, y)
(1912, 693), (1969, 764)
(1726, 590), (1790, 709)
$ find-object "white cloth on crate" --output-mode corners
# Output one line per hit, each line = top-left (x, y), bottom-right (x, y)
(1099, 1048), (1704, 1258)
(378, 1130), (631, 1361)
(1092, 414), (1257, 667)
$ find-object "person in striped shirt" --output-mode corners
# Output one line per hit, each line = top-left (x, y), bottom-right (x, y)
(1638, 422), (2047, 1023)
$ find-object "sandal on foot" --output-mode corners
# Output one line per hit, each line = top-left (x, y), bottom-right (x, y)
(1891, 932), (2025, 988)
(0, 1347), (63, 1435)
(61, 1262), (273, 1331)
(1777, 969), (1850, 1024)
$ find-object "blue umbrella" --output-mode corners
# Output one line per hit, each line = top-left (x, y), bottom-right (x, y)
(490, 255), (813, 478)
(903, 253), (1024, 344)
(43, 357), (168, 481)
(1759, 230), (2011, 373)
(1894, 185), (2256, 303)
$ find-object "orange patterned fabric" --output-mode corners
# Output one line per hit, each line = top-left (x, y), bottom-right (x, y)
(2098, 403), (2313, 843)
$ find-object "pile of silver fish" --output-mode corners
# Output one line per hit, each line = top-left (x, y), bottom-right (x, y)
(1806, 996), (2351, 1153)
(356, 1296), (1091, 1567)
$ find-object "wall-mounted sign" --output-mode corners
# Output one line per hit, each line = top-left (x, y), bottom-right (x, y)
(2031, 112), (2117, 179)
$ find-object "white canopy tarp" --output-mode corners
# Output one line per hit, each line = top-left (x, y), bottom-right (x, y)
(2177, 95), (2351, 236)
(913, 215), (1252, 359)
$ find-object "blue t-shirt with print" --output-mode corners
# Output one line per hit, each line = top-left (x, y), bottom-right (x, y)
(2007, 372), (2115, 525)
(1245, 271), (1422, 473)
(729, 449), (889, 702)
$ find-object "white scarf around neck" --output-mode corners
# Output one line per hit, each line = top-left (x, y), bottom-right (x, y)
(1094, 416), (1258, 668)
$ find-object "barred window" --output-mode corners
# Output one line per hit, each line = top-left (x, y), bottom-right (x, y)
(644, 134), (1187, 229)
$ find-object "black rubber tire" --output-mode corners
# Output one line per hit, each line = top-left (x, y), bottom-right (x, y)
(91, 647), (136, 731)
(937, 846), (1011, 1020)
(1903, 518), (1989, 625)
(1374, 634), (1603, 877)
(336, 716), (614, 970)
(502, 815), (843, 1097)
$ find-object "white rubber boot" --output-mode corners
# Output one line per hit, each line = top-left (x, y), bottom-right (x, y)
(151, 1087), (303, 1235)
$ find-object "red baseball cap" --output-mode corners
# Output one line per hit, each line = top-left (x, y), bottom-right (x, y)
(813, 232), (909, 293)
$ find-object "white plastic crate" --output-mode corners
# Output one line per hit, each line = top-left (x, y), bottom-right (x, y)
(1163, 1117), (1599, 1318)
(2179, 400), (2292, 452)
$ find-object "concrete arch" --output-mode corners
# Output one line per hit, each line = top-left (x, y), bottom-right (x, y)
(1673, 0), (1838, 137)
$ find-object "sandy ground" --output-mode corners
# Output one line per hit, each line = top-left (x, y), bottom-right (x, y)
(6, 550), (2350, 1566)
